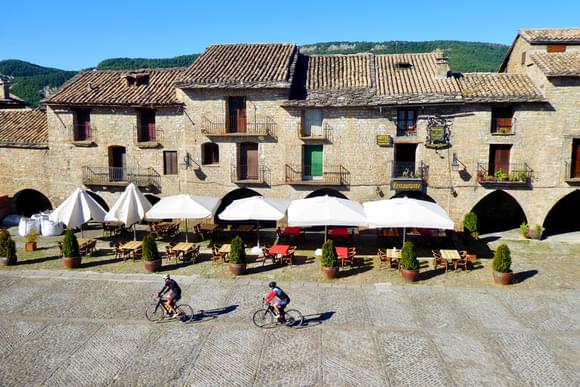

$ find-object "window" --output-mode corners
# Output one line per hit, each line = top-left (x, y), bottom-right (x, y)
(303, 109), (323, 137)
(73, 109), (91, 141)
(571, 139), (580, 178)
(163, 151), (178, 175)
(491, 107), (514, 134)
(397, 109), (417, 136)
(521, 52), (526, 65)
(126, 73), (150, 87)
(547, 44), (566, 53)
(227, 96), (246, 133)
(201, 143), (219, 165)
(137, 109), (156, 142)
(489, 144), (511, 175)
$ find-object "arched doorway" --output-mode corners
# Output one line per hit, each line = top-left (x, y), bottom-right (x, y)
(11, 189), (52, 217)
(543, 190), (580, 237)
(86, 191), (109, 211)
(305, 188), (347, 199)
(471, 190), (526, 234)
(215, 188), (262, 225)
(144, 194), (160, 206)
(391, 191), (435, 203)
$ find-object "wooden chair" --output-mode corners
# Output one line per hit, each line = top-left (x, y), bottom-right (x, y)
(57, 241), (64, 257)
(132, 247), (143, 261)
(454, 252), (470, 271)
(261, 246), (274, 266)
(281, 245), (297, 265)
(340, 247), (357, 267)
(165, 243), (178, 264)
(113, 242), (124, 259)
(211, 244), (223, 263)
(80, 239), (97, 256)
(432, 249), (449, 271)
(377, 248), (398, 270)
(189, 244), (201, 263)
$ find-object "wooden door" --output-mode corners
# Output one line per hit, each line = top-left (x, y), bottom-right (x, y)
(228, 97), (246, 133)
(303, 145), (323, 178)
(573, 140), (580, 178)
(139, 109), (156, 141)
(240, 143), (258, 180)
(490, 145), (511, 174)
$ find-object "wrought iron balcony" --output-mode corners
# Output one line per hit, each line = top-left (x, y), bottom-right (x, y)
(391, 161), (428, 180)
(477, 162), (532, 186)
(71, 124), (96, 146)
(396, 123), (417, 137)
(82, 166), (161, 189)
(297, 122), (333, 142)
(134, 125), (163, 148)
(231, 164), (270, 185)
(285, 164), (350, 186)
(201, 116), (276, 137)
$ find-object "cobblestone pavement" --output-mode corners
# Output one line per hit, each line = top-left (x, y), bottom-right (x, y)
(0, 270), (578, 386)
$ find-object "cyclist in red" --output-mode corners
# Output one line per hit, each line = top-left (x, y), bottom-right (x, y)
(265, 281), (290, 323)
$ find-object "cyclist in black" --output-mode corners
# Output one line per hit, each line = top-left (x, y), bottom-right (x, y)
(158, 274), (181, 317)
(264, 281), (290, 323)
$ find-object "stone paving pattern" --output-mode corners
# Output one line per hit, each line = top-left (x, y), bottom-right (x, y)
(0, 270), (578, 386)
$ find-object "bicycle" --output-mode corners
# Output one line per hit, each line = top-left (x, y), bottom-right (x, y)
(252, 298), (303, 328)
(145, 295), (195, 323)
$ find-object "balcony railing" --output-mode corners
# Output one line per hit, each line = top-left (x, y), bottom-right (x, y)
(134, 125), (163, 147)
(201, 116), (276, 137)
(396, 123), (417, 137)
(564, 161), (580, 182)
(297, 122), (333, 142)
(491, 117), (514, 135)
(231, 164), (270, 185)
(82, 166), (161, 189)
(391, 161), (428, 180)
(285, 164), (350, 186)
(72, 124), (96, 145)
(477, 162), (532, 185)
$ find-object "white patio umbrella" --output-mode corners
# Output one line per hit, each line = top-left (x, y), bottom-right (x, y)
(146, 194), (220, 242)
(49, 188), (107, 236)
(363, 197), (454, 242)
(218, 196), (289, 248)
(288, 195), (367, 242)
(104, 183), (152, 240)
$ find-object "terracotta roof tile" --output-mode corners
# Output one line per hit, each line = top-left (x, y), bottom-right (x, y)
(520, 28), (580, 44)
(0, 109), (47, 147)
(177, 44), (297, 88)
(530, 52), (580, 76)
(459, 73), (544, 102)
(45, 68), (184, 106)
(306, 54), (373, 90)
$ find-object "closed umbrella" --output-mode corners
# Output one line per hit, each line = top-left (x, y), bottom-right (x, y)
(363, 197), (454, 242)
(49, 188), (107, 236)
(218, 196), (289, 248)
(105, 183), (152, 240)
(146, 194), (220, 241)
(288, 195), (367, 241)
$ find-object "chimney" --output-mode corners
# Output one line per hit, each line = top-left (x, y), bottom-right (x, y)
(434, 49), (449, 79)
(0, 79), (9, 99)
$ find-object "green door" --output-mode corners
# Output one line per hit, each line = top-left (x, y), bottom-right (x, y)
(304, 145), (323, 178)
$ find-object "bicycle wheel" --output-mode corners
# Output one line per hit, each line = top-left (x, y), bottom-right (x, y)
(145, 303), (165, 323)
(252, 309), (274, 328)
(175, 304), (194, 323)
(284, 309), (304, 328)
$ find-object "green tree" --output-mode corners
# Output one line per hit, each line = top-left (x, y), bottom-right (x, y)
(142, 234), (160, 261)
(492, 244), (512, 273)
(320, 239), (338, 268)
(400, 241), (419, 271)
(62, 230), (79, 257)
(229, 236), (246, 264)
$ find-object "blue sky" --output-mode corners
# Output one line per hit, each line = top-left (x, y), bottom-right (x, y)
(3, 0), (579, 70)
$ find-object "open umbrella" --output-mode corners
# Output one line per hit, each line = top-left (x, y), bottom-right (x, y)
(105, 183), (152, 240)
(363, 197), (454, 242)
(146, 194), (220, 241)
(288, 195), (367, 241)
(49, 188), (107, 236)
(218, 196), (289, 248)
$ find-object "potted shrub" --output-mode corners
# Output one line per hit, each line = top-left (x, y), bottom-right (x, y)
(492, 243), (513, 285)
(399, 241), (419, 282)
(228, 235), (246, 275)
(320, 239), (339, 279)
(25, 230), (40, 251)
(0, 230), (17, 265)
(142, 233), (162, 272)
(527, 224), (543, 240)
(519, 222), (529, 239)
(463, 212), (479, 240)
(62, 230), (81, 268)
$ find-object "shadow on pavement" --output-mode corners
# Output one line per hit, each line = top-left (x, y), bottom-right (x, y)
(299, 311), (335, 328)
(513, 269), (538, 284)
(194, 304), (239, 323)
(15, 255), (61, 265)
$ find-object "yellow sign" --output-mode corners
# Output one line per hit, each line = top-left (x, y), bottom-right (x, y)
(376, 135), (393, 146)
(391, 180), (423, 191)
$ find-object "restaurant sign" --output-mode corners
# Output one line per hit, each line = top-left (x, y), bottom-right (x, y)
(425, 115), (451, 149)
(391, 179), (424, 191)
(376, 134), (393, 147)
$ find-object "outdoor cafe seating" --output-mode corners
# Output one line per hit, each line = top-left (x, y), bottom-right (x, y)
(149, 221), (180, 239)
(78, 238), (97, 256)
(336, 246), (357, 267)
(377, 248), (400, 270)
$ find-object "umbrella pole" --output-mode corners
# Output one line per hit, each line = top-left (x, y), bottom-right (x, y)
(256, 220), (260, 248)
(133, 224), (137, 241)
(80, 223), (84, 238)
(185, 219), (188, 242)
(403, 227), (406, 244)
(324, 225), (327, 243)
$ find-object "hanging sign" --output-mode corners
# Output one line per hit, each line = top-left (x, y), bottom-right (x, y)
(425, 116), (451, 149)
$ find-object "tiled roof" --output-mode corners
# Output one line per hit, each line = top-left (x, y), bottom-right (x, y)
(0, 94), (26, 108)
(458, 73), (544, 102)
(0, 109), (48, 147)
(306, 54), (373, 90)
(520, 28), (580, 44)
(44, 68), (184, 106)
(176, 44), (297, 88)
(530, 52), (580, 77)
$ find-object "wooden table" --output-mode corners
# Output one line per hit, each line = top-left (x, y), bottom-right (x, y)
(269, 244), (290, 256)
(219, 244), (231, 254)
(440, 249), (462, 260)
(172, 242), (195, 254)
(235, 225), (255, 233)
(121, 241), (142, 251)
(199, 224), (219, 232)
(387, 248), (401, 259)
(77, 238), (97, 255)
(77, 238), (94, 247)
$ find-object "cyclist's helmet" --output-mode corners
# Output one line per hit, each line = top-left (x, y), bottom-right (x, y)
(268, 281), (276, 288)
(163, 274), (170, 280)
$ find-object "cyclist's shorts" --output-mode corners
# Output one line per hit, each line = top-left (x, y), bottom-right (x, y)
(275, 297), (289, 308)
(167, 291), (181, 303)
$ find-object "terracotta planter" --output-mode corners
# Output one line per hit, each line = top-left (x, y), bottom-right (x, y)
(321, 266), (339, 280)
(0, 256), (16, 266)
(144, 259), (162, 273)
(493, 270), (513, 285)
(25, 242), (37, 251)
(63, 256), (81, 269)
(229, 263), (246, 276)
(400, 268), (419, 282)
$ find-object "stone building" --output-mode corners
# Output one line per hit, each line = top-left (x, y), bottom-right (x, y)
(0, 79), (27, 109)
(0, 28), (578, 236)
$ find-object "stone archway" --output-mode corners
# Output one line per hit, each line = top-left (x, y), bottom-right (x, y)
(11, 189), (52, 217)
(305, 188), (347, 199)
(144, 194), (160, 206)
(470, 190), (527, 234)
(543, 189), (580, 237)
(86, 191), (109, 211)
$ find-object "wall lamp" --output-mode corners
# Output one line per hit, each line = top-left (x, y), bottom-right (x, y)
(451, 152), (467, 172)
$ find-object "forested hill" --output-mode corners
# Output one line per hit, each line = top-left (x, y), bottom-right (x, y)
(1, 40), (508, 107)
